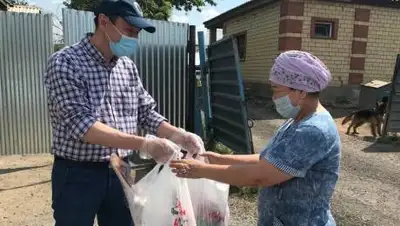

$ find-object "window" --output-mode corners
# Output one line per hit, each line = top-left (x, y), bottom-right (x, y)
(311, 17), (338, 40)
(234, 32), (247, 61)
(315, 22), (333, 38)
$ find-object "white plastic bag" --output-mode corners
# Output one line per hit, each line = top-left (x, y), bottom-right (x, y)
(110, 153), (137, 220)
(133, 162), (196, 226)
(186, 155), (230, 226)
(132, 135), (196, 226)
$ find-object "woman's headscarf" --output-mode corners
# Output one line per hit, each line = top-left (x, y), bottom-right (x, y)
(269, 50), (332, 92)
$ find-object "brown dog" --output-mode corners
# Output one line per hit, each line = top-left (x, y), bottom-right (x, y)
(342, 96), (388, 137)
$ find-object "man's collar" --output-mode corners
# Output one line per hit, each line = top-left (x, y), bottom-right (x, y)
(80, 33), (118, 66)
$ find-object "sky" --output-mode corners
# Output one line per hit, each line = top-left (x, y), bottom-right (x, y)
(26, 0), (247, 44)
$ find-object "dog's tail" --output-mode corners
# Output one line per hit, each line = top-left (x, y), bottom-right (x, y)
(342, 112), (355, 125)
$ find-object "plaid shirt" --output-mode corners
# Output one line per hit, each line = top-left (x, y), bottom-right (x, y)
(44, 34), (166, 162)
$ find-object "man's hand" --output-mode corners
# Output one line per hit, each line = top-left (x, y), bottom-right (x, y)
(139, 136), (180, 164)
(168, 129), (205, 155)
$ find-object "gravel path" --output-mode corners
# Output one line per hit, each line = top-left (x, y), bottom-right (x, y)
(1, 101), (399, 226)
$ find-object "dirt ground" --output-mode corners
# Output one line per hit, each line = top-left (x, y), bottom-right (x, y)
(1, 100), (400, 226)
(244, 98), (400, 226)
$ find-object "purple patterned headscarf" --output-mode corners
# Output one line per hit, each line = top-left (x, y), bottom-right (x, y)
(269, 50), (331, 92)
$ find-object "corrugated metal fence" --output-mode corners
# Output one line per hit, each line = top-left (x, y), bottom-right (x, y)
(62, 9), (189, 130)
(0, 12), (53, 155)
(0, 9), (191, 156)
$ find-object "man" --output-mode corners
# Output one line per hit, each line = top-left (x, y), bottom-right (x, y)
(44, 0), (202, 225)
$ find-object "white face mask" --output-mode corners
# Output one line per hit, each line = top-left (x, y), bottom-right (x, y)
(105, 23), (138, 57)
(273, 95), (300, 118)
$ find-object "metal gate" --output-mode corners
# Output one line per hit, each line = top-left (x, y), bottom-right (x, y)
(383, 54), (400, 134)
(198, 33), (254, 154)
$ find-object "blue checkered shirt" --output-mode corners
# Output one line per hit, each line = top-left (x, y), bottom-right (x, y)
(44, 33), (166, 162)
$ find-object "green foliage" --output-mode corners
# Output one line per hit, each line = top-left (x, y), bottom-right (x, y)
(54, 44), (65, 52)
(63, 0), (217, 20)
(211, 142), (233, 155)
(9, 0), (28, 5)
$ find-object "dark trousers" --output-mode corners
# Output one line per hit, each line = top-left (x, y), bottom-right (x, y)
(51, 157), (134, 226)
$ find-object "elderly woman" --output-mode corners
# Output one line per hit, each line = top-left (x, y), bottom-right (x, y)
(170, 50), (341, 226)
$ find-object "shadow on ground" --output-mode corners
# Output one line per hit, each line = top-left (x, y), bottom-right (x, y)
(0, 180), (51, 192)
(362, 136), (380, 143)
(362, 142), (400, 153)
(0, 164), (52, 175)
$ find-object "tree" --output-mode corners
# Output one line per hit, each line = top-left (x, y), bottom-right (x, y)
(9, 0), (28, 5)
(63, 0), (217, 20)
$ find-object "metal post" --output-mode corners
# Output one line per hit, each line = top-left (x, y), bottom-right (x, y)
(186, 25), (196, 133)
(382, 54), (400, 136)
(197, 31), (212, 142)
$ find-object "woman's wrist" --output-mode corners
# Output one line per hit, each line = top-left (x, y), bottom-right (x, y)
(198, 163), (216, 178)
(209, 153), (228, 165)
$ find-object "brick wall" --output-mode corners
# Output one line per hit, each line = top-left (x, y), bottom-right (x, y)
(302, 0), (400, 85)
(224, 2), (280, 83)
(364, 6), (400, 83)
(302, 0), (354, 86)
(221, 0), (400, 98)
(279, 0), (304, 52)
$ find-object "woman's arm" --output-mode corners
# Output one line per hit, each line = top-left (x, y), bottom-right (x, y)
(170, 158), (293, 187)
(205, 153), (260, 165)
(204, 162), (292, 187)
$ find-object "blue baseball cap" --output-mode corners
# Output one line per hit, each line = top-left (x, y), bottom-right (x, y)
(94, 0), (156, 33)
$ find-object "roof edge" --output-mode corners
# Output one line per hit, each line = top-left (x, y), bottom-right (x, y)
(203, 0), (278, 28)
(321, 0), (400, 8)
(204, 0), (400, 29)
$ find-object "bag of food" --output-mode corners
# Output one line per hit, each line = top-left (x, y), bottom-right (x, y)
(112, 134), (196, 226)
(110, 153), (137, 220)
(186, 155), (230, 226)
(133, 152), (196, 226)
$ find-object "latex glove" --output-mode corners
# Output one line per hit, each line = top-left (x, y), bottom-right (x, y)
(168, 128), (205, 155)
(139, 135), (181, 164)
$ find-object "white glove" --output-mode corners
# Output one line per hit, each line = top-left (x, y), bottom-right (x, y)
(168, 128), (205, 155)
(139, 135), (181, 164)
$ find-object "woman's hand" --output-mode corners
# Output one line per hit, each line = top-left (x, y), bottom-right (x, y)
(199, 151), (222, 164)
(169, 159), (206, 179)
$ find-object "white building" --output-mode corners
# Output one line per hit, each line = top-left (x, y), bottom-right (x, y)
(0, 0), (41, 14)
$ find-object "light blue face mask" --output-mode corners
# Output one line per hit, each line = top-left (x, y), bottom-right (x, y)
(273, 95), (301, 118)
(107, 25), (138, 57)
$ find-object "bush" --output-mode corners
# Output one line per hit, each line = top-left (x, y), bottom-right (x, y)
(212, 142), (233, 155)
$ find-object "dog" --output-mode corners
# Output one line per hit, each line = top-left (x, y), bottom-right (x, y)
(341, 96), (388, 137)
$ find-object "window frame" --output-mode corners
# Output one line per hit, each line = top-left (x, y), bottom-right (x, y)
(233, 31), (247, 61)
(310, 17), (339, 40)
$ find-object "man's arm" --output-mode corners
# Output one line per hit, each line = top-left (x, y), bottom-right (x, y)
(156, 121), (181, 138)
(133, 64), (205, 154)
(84, 122), (145, 149)
(134, 66), (179, 136)
(44, 55), (145, 150)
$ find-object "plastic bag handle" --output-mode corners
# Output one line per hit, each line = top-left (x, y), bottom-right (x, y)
(154, 148), (183, 174)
